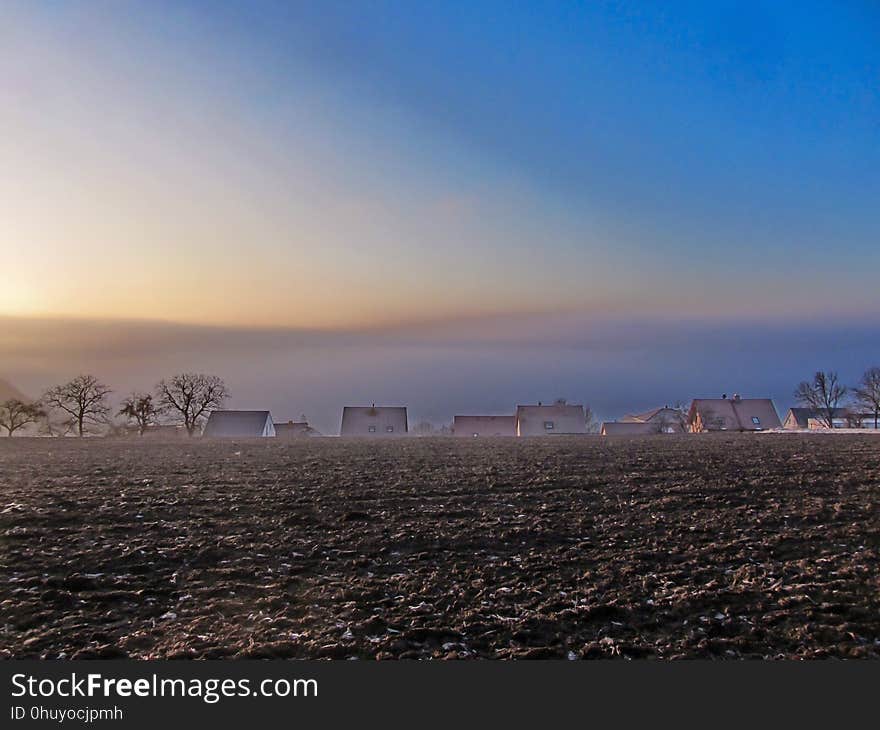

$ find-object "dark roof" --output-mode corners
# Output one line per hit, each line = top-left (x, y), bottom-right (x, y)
(785, 407), (851, 428)
(202, 410), (273, 438)
(688, 398), (781, 431)
(340, 406), (408, 436)
(621, 406), (683, 423)
(274, 421), (321, 437)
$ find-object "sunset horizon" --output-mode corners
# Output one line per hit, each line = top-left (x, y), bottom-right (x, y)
(3, 2), (878, 332)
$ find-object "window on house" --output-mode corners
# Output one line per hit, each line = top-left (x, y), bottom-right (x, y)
(544, 421), (554, 430)
(368, 425), (376, 433)
(751, 417), (761, 425)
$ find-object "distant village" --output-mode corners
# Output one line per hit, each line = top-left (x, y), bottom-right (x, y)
(2, 367), (879, 439)
(201, 394), (880, 439)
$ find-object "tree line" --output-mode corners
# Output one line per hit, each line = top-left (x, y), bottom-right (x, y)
(0, 373), (228, 437)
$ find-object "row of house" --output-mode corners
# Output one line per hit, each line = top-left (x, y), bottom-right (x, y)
(599, 395), (784, 434)
(202, 413), (322, 439)
(199, 394), (879, 439)
(600, 406), (688, 436)
(600, 394), (879, 434)
(781, 408), (879, 430)
(200, 400), (589, 438)
(453, 401), (587, 437)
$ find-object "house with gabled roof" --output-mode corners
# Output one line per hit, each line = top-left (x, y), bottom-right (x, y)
(782, 407), (875, 430)
(688, 395), (781, 433)
(600, 421), (659, 436)
(340, 405), (408, 437)
(515, 400), (586, 436)
(274, 419), (322, 439)
(601, 404), (685, 436)
(202, 410), (275, 438)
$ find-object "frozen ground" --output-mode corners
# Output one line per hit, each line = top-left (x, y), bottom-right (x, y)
(1, 435), (878, 659)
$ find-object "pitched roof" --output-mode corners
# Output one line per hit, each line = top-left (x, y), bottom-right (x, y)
(515, 402), (587, 435)
(621, 406), (684, 424)
(622, 407), (665, 423)
(784, 407), (851, 428)
(274, 421), (322, 437)
(688, 398), (781, 431)
(340, 406), (408, 435)
(202, 410), (274, 438)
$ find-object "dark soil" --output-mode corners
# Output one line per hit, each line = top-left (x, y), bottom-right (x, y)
(1, 435), (878, 659)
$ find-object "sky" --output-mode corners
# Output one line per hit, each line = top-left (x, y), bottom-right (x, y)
(1, 1), (878, 430)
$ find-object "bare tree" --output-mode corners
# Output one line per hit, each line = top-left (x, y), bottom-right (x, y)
(584, 405), (599, 434)
(38, 411), (74, 437)
(0, 399), (46, 436)
(854, 366), (880, 429)
(673, 400), (690, 427)
(412, 421), (436, 436)
(42, 375), (112, 437)
(156, 373), (229, 436)
(118, 392), (159, 436)
(655, 402), (688, 433)
(794, 371), (847, 429)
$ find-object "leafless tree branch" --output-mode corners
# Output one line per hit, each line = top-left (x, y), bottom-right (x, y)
(0, 399), (46, 436)
(794, 371), (847, 429)
(155, 373), (229, 436)
(42, 375), (112, 437)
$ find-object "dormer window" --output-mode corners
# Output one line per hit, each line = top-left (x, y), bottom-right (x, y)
(368, 425), (376, 433)
(386, 425), (394, 432)
(544, 421), (554, 430)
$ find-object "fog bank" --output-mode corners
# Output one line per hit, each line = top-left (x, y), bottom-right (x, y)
(2, 314), (878, 433)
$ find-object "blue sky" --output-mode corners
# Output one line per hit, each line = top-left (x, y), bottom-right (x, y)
(197, 0), (880, 282)
(3, 0), (879, 324)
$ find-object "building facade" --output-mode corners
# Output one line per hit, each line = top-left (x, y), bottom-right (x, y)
(688, 395), (781, 432)
(452, 415), (517, 437)
(340, 406), (408, 437)
(515, 401), (587, 436)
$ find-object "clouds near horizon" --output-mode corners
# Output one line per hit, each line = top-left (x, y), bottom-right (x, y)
(2, 313), (878, 434)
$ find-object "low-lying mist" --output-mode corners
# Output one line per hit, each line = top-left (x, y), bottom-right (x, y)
(2, 313), (878, 434)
